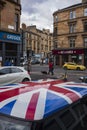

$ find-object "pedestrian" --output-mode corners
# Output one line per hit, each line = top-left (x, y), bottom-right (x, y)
(62, 71), (67, 82)
(11, 59), (14, 66)
(4, 59), (9, 66)
(48, 61), (54, 75)
(27, 58), (31, 73)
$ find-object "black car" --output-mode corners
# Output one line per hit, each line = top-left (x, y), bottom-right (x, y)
(79, 76), (87, 83)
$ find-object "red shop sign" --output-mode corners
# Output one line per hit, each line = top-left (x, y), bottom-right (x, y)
(52, 49), (84, 55)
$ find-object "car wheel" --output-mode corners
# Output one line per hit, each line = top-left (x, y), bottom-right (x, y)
(22, 78), (30, 82)
(82, 78), (85, 82)
(77, 67), (80, 70)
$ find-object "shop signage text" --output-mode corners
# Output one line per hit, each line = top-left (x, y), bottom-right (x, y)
(7, 34), (20, 41)
(0, 32), (21, 43)
(52, 49), (84, 55)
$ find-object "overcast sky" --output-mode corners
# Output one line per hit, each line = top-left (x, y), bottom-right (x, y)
(21, 0), (81, 32)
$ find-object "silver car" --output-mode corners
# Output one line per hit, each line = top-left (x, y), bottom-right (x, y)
(0, 66), (31, 85)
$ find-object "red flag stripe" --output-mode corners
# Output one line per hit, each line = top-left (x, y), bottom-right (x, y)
(0, 82), (44, 102)
(0, 80), (64, 102)
(25, 92), (40, 120)
(0, 88), (20, 102)
(49, 86), (80, 102)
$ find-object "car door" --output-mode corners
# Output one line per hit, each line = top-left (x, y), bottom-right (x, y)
(67, 63), (73, 69)
(10, 67), (23, 83)
(0, 68), (11, 85)
(72, 63), (77, 70)
(69, 63), (76, 70)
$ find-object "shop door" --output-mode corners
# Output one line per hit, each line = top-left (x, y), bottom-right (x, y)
(62, 55), (68, 64)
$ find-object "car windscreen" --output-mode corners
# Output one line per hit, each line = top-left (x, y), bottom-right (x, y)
(0, 68), (11, 75)
(0, 114), (32, 130)
(11, 68), (23, 73)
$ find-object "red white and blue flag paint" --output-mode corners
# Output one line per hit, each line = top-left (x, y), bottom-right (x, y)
(0, 79), (87, 121)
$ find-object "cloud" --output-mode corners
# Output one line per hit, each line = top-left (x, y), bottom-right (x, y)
(21, 0), (81, 32)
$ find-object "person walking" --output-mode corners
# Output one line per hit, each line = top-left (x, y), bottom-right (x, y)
(27, 58), (31, 73)
(4, 59), (11, 66)
(48, 61), (54, 75)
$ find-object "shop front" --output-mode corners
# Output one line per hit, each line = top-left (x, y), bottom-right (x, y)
(0, 31), (21, 66)
(52, 48), (85, 66)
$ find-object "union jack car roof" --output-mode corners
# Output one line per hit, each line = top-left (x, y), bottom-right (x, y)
(0, 79), (87, 121)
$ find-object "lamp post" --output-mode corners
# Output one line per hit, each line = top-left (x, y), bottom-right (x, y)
(21, 30), (27, 62)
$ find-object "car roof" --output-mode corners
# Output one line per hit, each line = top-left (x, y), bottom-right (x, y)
(0, 79), (87, 121)
(0, 66), (25, 70)
(65, 62), (76, 64)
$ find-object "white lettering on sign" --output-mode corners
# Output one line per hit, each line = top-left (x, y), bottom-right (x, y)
(7, 35), (20, 41)
(57, 50), (73, 54)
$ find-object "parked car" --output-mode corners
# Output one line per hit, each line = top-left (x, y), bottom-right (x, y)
(20, 60), (28, 66)
(79, 75), (87, 83)
(31, 59), (40, 64)
(0, 66), (31, 85)
(63, 62), (86, 70)
(1, 79), (87, 130)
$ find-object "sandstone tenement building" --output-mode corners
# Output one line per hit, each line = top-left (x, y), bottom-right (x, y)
(0, 0), (21, 65)
(21, 24), (53, 61)
(53, 0), (87, 66)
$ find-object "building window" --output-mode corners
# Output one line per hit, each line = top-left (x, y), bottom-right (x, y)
(53, 27), (57, 36)
(54, 42), (57, 48)
(70, 11), (76, 19)
(41, 44), (43, 50)
(69, 24), (76, 33)
(15, 14), (19, 32)
(84, 22), (87, 32)
(69, 38), (75, 48)
(84, 8), (87, 16)
(13, 0), (19, 3)
(34, 42), (35, 50)
(54, 15), (58, 22)
(84, 38), (87, 48)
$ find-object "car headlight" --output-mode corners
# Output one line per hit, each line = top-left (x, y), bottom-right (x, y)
(0, 115), (32, 130)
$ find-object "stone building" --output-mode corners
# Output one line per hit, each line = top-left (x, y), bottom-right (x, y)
(21, 24), (53, 61)
(0, 0), (21, 65)
(53, 0), (87, 66)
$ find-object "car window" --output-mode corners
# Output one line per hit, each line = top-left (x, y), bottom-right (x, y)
(68, 63), (76, 65)
(11, 68), (23, 73)
(0, 68), (11, 75)
(59, 109), (75, 129)
(42, 97), (87, 130)
(43, 119), (61, 130)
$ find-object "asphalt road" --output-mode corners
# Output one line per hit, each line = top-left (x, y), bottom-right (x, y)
(30, 64), (87, 82)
